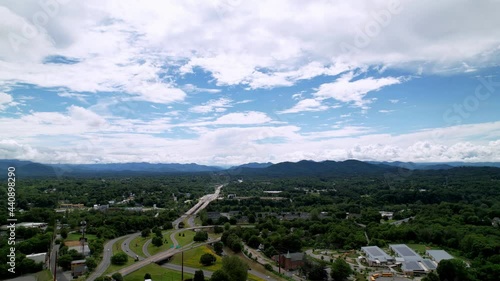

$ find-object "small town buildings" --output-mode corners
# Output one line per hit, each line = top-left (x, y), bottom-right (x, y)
(361, 246), (394, 266)
(26, 253), (47, 267)
(71, 259), (87, 277)
(272, 252), (305, 271)
(69, 244), (91, 256)
(426, 250), (453, 263)
(390, 244), (437, 276)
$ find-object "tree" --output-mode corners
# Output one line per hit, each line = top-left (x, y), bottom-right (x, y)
(213, 242), (223, 255)
(111, 273), (123, 281)
(86, 257), (97, 271)
(152, 236), (163, 247)
(437, 259), (471, 281)
(111, 253), (128, 265)
(210, 270), (229, 281)
(163, 221), (173, 230)
(60, 228), (68, 239)
(422, 272), (439, 281)
(141, 228), (150, 238)
(221, 256), (248, 281)
(200, 253), (217, 266)
(95, 276), (112, 281)
(57, 254), (73, 271)
(194, 269), (205, 281)
(308, 264), (328, 281)
(331, 258), (353, 281)
(194, 231), (209, 242)
(247, 235), (262, 249)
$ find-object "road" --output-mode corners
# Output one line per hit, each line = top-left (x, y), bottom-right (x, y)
(88, 184), (224, 280)
(142, 239), (152, 257)
(173, 184), (224, 229)
(87, 236), (125, 281)
(161, 262), (276, 281)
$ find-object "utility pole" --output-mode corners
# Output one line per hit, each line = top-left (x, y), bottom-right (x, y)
(181, 251), (184, 281)
(53, 250), (58, 281)
(80, 221), (87, 256)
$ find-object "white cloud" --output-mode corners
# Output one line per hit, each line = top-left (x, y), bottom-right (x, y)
(189, 98), (232, 114)
(278, 98), (329, 114)
(0, 92), (14, 110)
(1, 0), (497, 99)
(183, 84), (221, 94)
(379, 109), (394, 113)
(57, 91), (88, 103)
(314, 72), (402, 107)
(212, 111), (272, 125)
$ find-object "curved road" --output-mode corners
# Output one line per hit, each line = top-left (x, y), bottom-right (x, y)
(88, 185), (224, 280)
(87, 236), (128, 281)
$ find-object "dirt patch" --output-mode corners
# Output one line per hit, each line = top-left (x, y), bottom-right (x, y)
(64, 240), (82, 247)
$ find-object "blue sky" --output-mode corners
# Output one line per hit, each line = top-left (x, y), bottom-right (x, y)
(0, 0), (500, 165)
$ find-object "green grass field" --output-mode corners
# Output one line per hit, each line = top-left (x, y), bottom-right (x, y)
(123, 264), (193, 281)
(147, 234), (174, 256)
(170, 245), (222, 271)
(175, 230), (196, 247)
(130, 235), (148, 257)
(407, 243), (432, 255)
(104, 237), (135, 274)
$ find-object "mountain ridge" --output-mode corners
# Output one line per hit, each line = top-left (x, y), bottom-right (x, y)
(1, 159), (499, 178)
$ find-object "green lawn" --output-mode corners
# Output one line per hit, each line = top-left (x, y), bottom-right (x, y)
(67, 233), (98, 242)
(130, 235), (148, 257)
(170, 245), (222, 272)
(124, 264), (193, 281)
(175, 230), (196, 247)
(407, 243), (431, 255)
(104, 237), (135, 274)
(147, 232), (174, 256)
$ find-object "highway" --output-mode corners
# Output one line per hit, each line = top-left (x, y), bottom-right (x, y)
(87, 236), (126, 281)
(116, 227), (217, 276)
(88, 184), (224, 280)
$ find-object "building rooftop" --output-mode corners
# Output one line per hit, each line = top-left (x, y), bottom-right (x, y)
(361, 246), (394, 263)
(390, 244), (423, 262)
(26, 253), (47, 264)
(402, 261), (425, 272)
(426, 250), (453, 263)
(285, 252), (305, 261)
(422, 259), (437, 270)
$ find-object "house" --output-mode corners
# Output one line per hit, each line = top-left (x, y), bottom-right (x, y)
(71, 259), (87, 277)
(68, 244), (91, 256)
(26, 253), (47, 268)
(361, 246), (394, 266)
(272, 252), (305, 271)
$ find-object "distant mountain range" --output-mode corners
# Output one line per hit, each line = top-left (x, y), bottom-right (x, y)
(0, 159), (499, 178)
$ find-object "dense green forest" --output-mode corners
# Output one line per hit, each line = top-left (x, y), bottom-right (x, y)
(1, 166), (499, 280)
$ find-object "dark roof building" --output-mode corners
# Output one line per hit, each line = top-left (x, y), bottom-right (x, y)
(426, 250), (453, 263)
(272, 252), (305, 271)
(361, 246), (394, 266)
